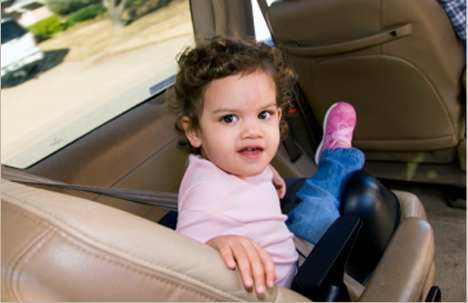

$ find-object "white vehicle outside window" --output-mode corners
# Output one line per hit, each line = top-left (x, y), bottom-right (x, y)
(1, 17), (44, 78)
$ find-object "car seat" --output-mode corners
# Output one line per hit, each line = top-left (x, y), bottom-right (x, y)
(1, 178), (435, 301)
(281, 171), (436, 301)
(266, 0), (466, 167)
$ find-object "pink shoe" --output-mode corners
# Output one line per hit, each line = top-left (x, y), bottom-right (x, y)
(315, 102), (356, 164)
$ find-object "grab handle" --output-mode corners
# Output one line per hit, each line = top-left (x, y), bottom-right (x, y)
(280, 23), (412, 56)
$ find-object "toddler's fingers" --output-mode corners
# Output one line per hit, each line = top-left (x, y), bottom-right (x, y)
(230, 241), (254, 289)
(277, 185), (286, 199)
(240, 240), (268, 294)
(271, 171), (286, 199)
(206, 238), (236, 269)
(254, 241), (276, 288)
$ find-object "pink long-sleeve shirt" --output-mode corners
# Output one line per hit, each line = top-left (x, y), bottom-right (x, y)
(176, 154), (298, 287)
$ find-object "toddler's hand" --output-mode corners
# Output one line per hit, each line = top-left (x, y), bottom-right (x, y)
(206, 235), (276, 294)
(269, 164), (286, 199)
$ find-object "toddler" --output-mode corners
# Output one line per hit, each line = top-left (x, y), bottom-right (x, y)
(165, 36), (365, 294)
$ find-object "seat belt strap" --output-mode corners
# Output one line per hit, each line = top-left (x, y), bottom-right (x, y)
(1, 166), (179, 211)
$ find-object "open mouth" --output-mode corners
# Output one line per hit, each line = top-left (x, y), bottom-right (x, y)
(238, 146), (264, 159)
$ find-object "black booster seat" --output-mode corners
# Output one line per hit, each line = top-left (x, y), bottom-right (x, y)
(282, 170), (401, 301)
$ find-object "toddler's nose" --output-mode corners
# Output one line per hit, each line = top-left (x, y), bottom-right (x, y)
(241, 118), (262, 139)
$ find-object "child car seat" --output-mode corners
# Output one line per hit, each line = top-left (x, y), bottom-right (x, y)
(2, 178), (435, 301)
(281, 170), (435, 301)
(267, 0), (466, 166)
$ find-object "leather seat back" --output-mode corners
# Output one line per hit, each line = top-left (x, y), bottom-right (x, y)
(1, 179), (435, 302)
(268, 0), (465, 164)
(1, 179), (309, 302)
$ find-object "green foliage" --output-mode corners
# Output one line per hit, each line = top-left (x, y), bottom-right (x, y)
(28, 3), (107, 42)
(27, 15), (66, 42)
(45, 0), (101, 16)
(66, 3), (107, 27)
(125, 0), (147, 9)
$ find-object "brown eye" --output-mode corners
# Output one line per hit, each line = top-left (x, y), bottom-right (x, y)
(220, 115), (238, 123)
(258, 111), (272, 120)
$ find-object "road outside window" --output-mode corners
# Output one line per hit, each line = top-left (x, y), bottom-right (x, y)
(1, 0), (195, 169)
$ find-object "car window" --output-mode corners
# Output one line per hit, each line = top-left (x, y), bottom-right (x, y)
(1, 0), (195, 169)
(251, 0), (275, 43)
(1, 20), (28, 44)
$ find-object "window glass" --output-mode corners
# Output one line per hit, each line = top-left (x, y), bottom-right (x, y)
(1, 0), (195, 168)
(251, 0), (276, 43)
(1, 20), (28, 44)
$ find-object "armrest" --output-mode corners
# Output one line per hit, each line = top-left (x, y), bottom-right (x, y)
(358, 217), (435, 302)
(291, 216), (362, 302)
(393, 190), (428, 220)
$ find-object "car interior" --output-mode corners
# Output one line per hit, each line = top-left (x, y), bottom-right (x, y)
(2, 0), (464, 301)
(266, 0), (466, 184)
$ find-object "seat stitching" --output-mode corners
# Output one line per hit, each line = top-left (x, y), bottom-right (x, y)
(13, 231), (54, 302)
(2, 202), (53, 302)
(413, 224), (435, 300)
(52, 231), (242, 302)
(2, 189), (250, 302)
(10, 223), (237, 302)
(414, 196), (420, 217)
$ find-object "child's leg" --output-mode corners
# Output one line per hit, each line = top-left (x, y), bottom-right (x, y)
(286, 102), (364, 244)
(286, 148), (365, 244)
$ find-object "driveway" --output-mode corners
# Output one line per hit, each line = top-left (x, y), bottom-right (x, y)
(1, 34), (193, 168)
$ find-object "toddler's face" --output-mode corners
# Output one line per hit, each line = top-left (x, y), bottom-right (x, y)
(183, 70), (282, 178)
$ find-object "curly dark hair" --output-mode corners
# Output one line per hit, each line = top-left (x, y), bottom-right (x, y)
(165, 36), (296, 153)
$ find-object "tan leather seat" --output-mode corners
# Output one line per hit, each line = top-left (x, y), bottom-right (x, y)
(1, 179), (435, 301)
(267, 0), (466, 165)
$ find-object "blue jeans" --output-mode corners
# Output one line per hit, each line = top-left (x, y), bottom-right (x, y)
(285, 148), (365, 244)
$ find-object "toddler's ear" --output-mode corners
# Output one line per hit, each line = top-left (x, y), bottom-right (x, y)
(182, 117), (202, 148)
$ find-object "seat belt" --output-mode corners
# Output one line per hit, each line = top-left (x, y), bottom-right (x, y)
(1, 166), (179, 211)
